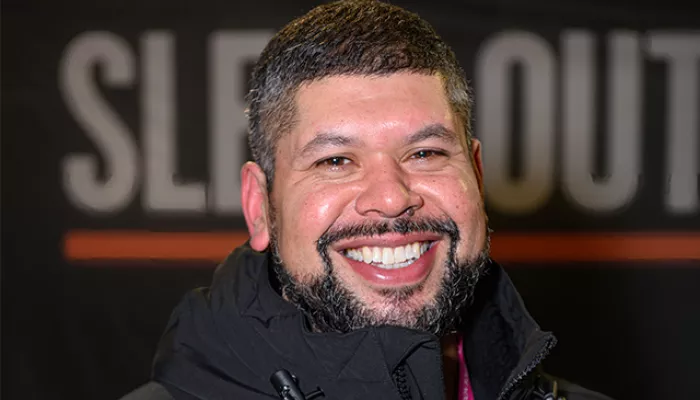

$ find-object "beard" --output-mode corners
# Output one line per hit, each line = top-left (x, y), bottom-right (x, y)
(269, 213), (490, 337)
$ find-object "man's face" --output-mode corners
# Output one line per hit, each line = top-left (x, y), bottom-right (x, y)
(247, 72), (488, 334)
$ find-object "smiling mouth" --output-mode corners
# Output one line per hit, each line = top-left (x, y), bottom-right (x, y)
(342, 241), (437, 270)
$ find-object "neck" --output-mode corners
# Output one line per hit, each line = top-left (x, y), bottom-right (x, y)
(441, 333), (460, 400)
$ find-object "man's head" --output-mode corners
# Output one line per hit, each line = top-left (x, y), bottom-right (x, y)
(241, 0), (490, 336)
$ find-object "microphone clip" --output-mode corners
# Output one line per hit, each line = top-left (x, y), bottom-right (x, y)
(270, 369), (324, 400)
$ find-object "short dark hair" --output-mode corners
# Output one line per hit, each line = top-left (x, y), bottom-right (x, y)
(246, 0), (473, 190)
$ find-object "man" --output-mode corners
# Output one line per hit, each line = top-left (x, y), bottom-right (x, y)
(123, 1), (613, 399)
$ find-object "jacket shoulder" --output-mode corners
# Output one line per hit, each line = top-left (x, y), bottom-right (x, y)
(119, 382), (174, 400)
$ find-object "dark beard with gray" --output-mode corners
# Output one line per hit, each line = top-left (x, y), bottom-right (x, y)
(270, 216), (490, 336)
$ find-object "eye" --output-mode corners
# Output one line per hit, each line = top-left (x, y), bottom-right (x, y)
(410, 149), (447, 160)
(316, 156), (352, 169)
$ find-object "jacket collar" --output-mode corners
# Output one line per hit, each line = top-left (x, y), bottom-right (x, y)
(155, 243), (555, 399)
(217, 244), (437, 381)
(459, 260), (557, 400)
(227, 244), (557, 398)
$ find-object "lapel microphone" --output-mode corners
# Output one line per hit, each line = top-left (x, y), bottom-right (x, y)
(270, 369), (324, 400)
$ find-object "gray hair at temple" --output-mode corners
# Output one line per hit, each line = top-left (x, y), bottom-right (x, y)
(246, 0), (474, 191)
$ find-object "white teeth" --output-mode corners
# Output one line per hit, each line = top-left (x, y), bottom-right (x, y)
(343, 241), (433, 270)
(362, 247), (373, 263)
(382, 248), (393, 265)
(404, 243), (414, 260)
(394, 246), (406, 263)
(372, 247), (382, 263)
(346, 249), (361, 262)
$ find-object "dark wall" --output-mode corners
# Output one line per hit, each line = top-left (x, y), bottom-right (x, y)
(2, 1), (699, 399)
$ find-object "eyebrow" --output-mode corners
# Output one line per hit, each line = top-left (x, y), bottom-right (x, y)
(403, 123), (460, 147)
(297, 132), (363, 159)
(296, 123), (459, 159)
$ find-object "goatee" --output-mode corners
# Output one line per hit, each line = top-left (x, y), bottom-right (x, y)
(270, 216), (490, 336)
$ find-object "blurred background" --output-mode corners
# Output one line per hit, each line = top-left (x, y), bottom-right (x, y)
(2, 0), (699, 399)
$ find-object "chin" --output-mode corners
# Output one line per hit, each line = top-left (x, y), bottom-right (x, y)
(344, 268), (443, 321)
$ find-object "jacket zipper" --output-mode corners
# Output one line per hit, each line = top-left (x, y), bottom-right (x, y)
(497, 336), (556, 400)
(393, 364), (413, 400)
(393, 340), (446, 400)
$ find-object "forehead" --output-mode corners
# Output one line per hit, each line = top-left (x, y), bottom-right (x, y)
(290, 73), (457, 139)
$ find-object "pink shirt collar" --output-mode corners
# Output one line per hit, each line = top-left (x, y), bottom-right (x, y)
(457, 334), (475, 400)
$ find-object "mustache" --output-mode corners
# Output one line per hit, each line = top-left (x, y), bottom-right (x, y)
(316, 216), (461, 255)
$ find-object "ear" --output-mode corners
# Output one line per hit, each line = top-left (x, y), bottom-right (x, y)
(470, 138), (485, 195)
(241, 161), (271, 251)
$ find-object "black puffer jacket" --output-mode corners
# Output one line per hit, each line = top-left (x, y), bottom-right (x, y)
(122, 244), (614, 400)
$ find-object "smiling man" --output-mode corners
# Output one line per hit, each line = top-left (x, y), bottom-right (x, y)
(122, 1), (613, 400)
(254, 73), (489, 337)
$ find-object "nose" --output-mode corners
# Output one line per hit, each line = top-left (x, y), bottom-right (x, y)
(355, 160), (423, 218)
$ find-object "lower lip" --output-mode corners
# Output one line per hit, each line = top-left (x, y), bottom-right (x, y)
(341, 243), (439, 287)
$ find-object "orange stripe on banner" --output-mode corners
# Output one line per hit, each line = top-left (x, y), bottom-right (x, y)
(64, 230), (251, 262)
(492, 232), (700, 262)
(63, 230), (700, 263)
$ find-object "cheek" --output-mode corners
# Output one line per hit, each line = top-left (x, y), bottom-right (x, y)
(449, 175), (484, 226)
(453, 178), (484, 216)
(419, 172), (482, 216)
(418, 173), (486, 249)
(286, 185), (348, 228)
(451, 177), (487, 253)
(277, 183), (355, 270)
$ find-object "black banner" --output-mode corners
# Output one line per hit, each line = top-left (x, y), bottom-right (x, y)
(2, 1), (699, 399)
